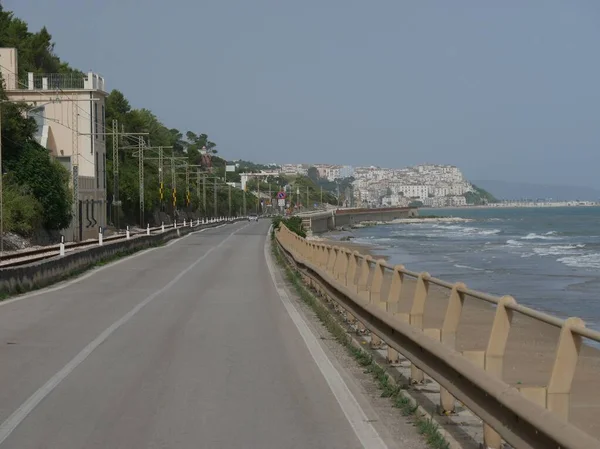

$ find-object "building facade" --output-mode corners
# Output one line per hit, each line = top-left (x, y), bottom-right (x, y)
(0, 47), (108, 241)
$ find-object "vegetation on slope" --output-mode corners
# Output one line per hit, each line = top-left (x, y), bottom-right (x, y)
(464, 184), (498, 205)
(0, 6), (74, 234)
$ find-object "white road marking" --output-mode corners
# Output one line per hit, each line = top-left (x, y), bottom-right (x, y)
(264, 227), (389, 449)
(0, 223), (247, 446)
(0, 223), (232, 308)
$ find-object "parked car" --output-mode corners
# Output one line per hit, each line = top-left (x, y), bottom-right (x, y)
(248, 214), (259, 221)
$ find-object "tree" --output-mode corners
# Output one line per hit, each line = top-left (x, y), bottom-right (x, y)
(5, 142), (72, 229)
(307, 166), (319, 183)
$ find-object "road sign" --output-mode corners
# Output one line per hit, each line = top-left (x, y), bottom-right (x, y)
(278, 199), (285, 207)
(277, 191), (286, 199)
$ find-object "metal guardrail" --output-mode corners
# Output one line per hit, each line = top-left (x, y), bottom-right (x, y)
(275, 224), (600, 449)
(0, 218), (231, 269)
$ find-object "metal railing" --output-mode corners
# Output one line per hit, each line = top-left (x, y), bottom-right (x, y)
(275, 224), (600, 449)
(23, 73), (86, 90)
(0, 217), (233, 268)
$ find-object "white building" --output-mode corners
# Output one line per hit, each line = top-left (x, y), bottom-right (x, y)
(0, 47), (108, 241)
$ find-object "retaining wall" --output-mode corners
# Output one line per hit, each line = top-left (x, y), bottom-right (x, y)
(305, 207), (418, 233)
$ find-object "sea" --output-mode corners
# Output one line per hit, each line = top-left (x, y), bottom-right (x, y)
(337, 207), (600, 331)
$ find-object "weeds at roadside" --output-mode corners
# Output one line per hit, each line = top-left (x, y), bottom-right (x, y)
(271, 242), (450, 449)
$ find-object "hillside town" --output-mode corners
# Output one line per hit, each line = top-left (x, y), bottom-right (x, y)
(278, 163), (479, 207)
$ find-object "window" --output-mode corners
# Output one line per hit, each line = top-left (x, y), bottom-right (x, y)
(96, 151), (99, 189)
(94, 102), (99, 139)
(102, 104), (105, 141)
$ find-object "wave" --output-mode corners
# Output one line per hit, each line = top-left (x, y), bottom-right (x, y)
(521, 233), (561, 241)
(557, 253), (600, 269)
(506, 239), (523, 247)
(532, 244), (585, 257)
(432, 224), (501, 236)
(453, 264), (486, 272)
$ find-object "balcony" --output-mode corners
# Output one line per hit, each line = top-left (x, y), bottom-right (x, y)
(2, 71), (106, 92)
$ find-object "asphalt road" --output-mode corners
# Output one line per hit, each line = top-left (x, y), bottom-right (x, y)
(0, 221), (372, 448)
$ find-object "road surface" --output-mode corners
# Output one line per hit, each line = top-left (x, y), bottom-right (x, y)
(0, 221), (381, 448)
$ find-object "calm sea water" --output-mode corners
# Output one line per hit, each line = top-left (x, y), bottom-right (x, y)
(341, 207), (600, 329)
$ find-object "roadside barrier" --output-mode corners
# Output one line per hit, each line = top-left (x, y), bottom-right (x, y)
(275, 224), (600, 449)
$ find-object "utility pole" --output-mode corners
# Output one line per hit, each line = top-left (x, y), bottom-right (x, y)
(71, 104), (79, 241)
(307, 186), (309, 210)
(213, 176), (217, 217)
(158, 146), (164, 211)
(171, 153), (176, 214)
(203, 174), (206, 215)
(0, 106), (3, 257)
(228, 184), (232, 217)
(257, 180), (260, 215)
(185, 164), (190, 210)
(112, 119), (119, 228)
(243, 188), (247, 216)
(139, 138), (144, 226)
(196, 168), (200, 211)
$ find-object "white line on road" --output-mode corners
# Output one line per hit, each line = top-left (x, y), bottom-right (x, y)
(0, 223), (248, 446)
(264, 227), (389, 449)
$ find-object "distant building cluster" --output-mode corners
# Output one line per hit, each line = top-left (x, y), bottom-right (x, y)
(279, 164), (354, 181)
(274, 162), (477, 207)
(352, 164), (473, 207)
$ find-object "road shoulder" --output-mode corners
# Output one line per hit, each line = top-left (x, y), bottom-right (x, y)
(265, 234), (428, 449)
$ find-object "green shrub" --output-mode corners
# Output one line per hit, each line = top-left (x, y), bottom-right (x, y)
(2, 183), (44, 236)
(6, 142), (72, 230)
(272, 215), (306, 238)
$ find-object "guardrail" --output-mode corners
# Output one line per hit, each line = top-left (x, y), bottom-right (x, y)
(0, 217), (239, 296)
(274, 224), (600, 449)
(0, 218), (230, 268)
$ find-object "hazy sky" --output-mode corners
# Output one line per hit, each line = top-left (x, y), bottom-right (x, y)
(4, 1), (600, 187)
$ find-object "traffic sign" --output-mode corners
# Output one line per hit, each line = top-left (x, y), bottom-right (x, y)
(277, 191), (287, 199)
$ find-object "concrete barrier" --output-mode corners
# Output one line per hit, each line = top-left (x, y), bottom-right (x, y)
(275, 224), (600, 449)
(299, 207), (418, 233)
(0, 221), (228, 297)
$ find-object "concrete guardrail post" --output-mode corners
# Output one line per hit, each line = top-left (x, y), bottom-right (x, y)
(480, 295), (516, 449)
(356, 256), (373, 334)
(546, 316), (586, 421)
(183, 219), (187, 227)
(369, 259), (387, 349)
(126, 226), (130, 239)
(336, 249), (350, 284)
(147, 224), (150, 235)
(346, 251), (359, 291)
(59, 235), (65, 256)
(386, 265), (405, 364)
(327, 247), (339, 277)
(357, 255), (373, 302)
(98, 227), (103, 246)
(438, 282), (466, 414)
(190, 219), (193, 228)
(161, 222), (165, 232)
(174, 220), (177, 229)
(409, 272), (430, 383)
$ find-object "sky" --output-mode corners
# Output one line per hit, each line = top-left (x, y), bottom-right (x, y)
(4, 0), (600, 188)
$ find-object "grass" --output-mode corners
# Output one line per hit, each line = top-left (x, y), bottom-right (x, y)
(272, 242), (450, 449)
